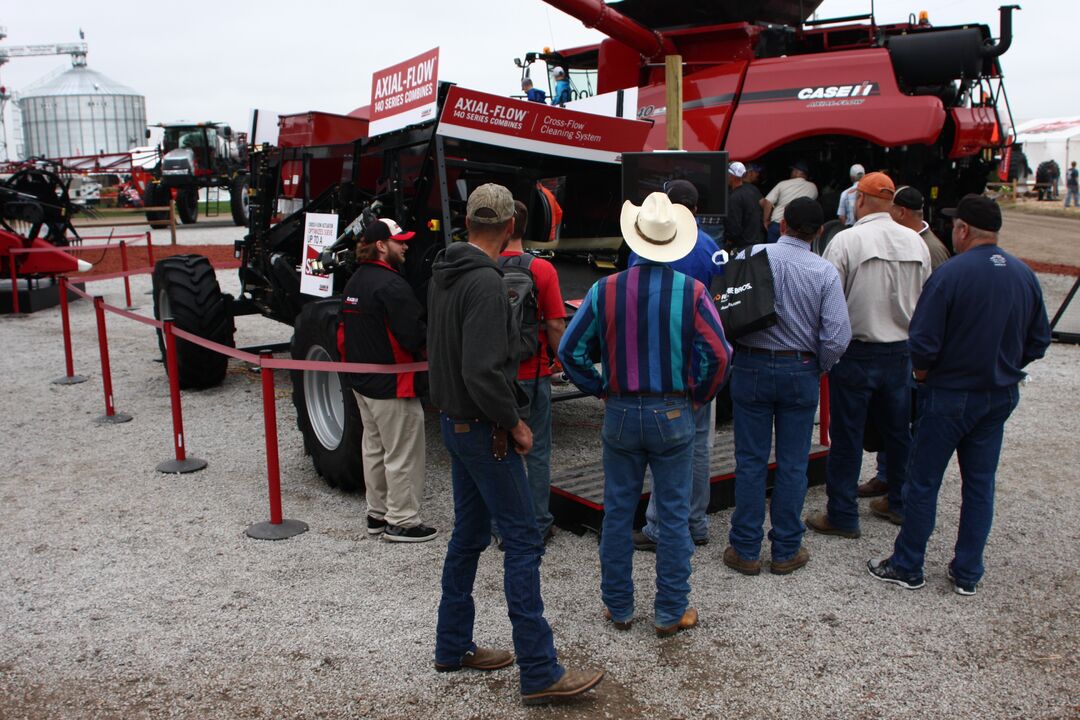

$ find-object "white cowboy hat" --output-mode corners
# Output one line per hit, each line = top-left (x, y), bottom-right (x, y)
(619, 191), (698, 264)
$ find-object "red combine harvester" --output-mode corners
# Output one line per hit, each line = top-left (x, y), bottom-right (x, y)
(524, 0), (1017, 249)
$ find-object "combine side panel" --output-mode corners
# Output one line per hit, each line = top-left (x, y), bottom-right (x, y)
(636, 61), (747, 151)
(724, 48), (946, 160)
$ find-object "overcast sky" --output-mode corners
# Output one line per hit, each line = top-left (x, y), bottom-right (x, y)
(0, 0), (1072, 145)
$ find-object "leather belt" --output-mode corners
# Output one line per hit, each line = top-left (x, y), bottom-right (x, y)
(607, 392), (688, 399)
(736, 344), (815, 360)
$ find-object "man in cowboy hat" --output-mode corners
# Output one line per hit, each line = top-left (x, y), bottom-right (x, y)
(558, 192), (731, 637)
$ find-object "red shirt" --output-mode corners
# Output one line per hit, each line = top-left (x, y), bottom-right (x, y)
(500, 251), (567, 380)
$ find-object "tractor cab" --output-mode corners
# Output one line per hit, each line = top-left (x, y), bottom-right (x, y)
(515, 48), (598, 105)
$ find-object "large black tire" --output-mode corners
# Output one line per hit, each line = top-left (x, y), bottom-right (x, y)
(290, 299), (365, 492)
(230, 175), (250, 227)
(813, 219), (846, 256)
(144, 184), (170, 229)
(177, 187), (199, 224)
(152, 255), (235, 389)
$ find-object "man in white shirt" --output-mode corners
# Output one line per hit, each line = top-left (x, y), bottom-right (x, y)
(761, 161), (818, 243)
(806, 172), (930, 539)
(836, 164), (865, 226)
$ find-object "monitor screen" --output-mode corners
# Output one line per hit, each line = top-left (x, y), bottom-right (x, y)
(621, 151), (729, 227)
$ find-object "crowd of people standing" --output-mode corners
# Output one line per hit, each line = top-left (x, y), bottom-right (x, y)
(337, 163), (1051, 704)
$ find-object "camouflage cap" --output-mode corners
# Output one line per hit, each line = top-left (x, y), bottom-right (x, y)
(466, 183), (515, 224)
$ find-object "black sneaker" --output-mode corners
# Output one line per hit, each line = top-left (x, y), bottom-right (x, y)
(366, 515), (387, 536)
(693, 536), (709, 547)
(947, 563), (977, 596)
(867, 557), (925, 589)
(384, 524), (438, 543)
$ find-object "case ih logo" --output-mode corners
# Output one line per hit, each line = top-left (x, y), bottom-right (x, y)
(797, 82), (877, 101)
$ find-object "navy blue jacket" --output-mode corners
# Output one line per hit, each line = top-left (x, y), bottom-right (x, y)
(908, 245), (1050, 390)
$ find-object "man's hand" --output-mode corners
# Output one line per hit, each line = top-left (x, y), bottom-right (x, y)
(510, 419), (533, 455)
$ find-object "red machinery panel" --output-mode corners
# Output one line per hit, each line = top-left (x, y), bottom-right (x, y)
(949, 107), (998, 158)
(635, 61), (747, 152)
(277, 112), (368, 149)
(725, 48), (946, 160)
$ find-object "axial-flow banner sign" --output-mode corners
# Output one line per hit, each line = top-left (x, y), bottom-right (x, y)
(437, 86), (651, 164)
(369, 47), (439, 136)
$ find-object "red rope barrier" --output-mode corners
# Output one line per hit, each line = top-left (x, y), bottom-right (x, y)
(261, 357), (428, 374)
(67, 283), (91, 301)
(102, 302), (163, 329)
(171, 327), (260, 364)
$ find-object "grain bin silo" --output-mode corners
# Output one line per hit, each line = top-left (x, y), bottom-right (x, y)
(18, 58), (145, 158)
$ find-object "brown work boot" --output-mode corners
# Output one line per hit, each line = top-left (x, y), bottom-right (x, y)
(655, 607), (698, 638)
(805, 511), (861, 539)
(434, 647), (514, 673)
(869, 497), (904, 525)
(857, 478), (889, 497)
(770, 546), (810, 575)
(723, 546), (762, 576)
(603, 608), (632, 631)
(521, 668), (605, 706)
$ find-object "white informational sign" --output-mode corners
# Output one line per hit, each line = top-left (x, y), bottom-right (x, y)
(300, 212), (339, 297)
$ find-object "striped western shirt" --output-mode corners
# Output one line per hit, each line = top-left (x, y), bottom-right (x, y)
(558, 262), (732, 405)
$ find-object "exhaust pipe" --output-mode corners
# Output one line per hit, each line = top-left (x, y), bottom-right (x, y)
(982, 4), (1020, 59)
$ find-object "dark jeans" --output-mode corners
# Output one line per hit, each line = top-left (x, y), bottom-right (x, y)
(729, 351), (820, 561)
(891, 385), (1020, 585)
(600, 395), (695, 627)
(825, 340), (912, 531)
(434, 414), (563, 694)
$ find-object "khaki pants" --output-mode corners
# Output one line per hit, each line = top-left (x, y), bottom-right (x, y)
(352, 392), (426, 528)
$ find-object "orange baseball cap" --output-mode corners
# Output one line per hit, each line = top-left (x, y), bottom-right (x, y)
(856, 172), (895, 200)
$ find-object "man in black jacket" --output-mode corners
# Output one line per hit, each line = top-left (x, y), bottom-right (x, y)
(724, 161), (764, 251)
(341, 218), (436, 543)
(428, 183), (603, 705)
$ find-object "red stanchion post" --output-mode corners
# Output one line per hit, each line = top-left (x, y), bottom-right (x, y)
(119, 241), (136, 309)
(52, 276), (88, 385)
(145, 231), (155, 267)
(92, 295), (132, 425)
(246, 351), (307, 540)
(8, 259), (20, 315)
(156, 320), (207, 474)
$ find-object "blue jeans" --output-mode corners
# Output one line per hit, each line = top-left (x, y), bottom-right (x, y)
(434, 414), (563, 694)
(766, 222), (781, 243)
(728, 351), (820, 561)
(1066, 188), (1079, 208)
(600, 395), (695, 627)
(825, 340), (912, 531)
(641, 401), (713, 544)
(891, 385), (1020, 585)
(519, 376), (554, 537)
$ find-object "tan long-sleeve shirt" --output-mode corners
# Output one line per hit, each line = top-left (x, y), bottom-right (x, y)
(823, 212), (931, 342)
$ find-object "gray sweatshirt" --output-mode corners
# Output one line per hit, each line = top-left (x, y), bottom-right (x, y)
(427, 242), (525, 429)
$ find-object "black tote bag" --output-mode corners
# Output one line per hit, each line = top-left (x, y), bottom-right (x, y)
(713, 246), (777, 340)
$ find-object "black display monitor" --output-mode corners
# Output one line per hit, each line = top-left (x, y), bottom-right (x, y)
(621, 151), (729, 227)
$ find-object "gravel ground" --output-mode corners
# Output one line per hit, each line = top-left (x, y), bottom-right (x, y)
(1, 248), (1078, 718)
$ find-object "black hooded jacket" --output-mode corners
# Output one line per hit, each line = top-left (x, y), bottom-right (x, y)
(427, 242), (526, 429)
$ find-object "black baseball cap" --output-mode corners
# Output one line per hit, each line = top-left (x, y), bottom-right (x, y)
(784, 196), (824, 234)
(942, 194), (1002, 232)
(664, 179), (699, 209)
(893, 186), (924, 211)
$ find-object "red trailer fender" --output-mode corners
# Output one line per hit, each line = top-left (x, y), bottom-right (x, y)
(0, 229), (91, 275)
(724, 48), (946, 158)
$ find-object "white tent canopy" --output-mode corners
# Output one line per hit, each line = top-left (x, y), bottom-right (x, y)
(1015, 116), (1080, 175)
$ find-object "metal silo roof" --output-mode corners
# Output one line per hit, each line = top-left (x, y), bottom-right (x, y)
(20, 65), (140, 98)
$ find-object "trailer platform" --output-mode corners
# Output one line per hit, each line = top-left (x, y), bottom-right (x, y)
(549, 427), (829, 536)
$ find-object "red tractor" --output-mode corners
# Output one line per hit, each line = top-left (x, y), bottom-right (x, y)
(522, 0), (1018, 250)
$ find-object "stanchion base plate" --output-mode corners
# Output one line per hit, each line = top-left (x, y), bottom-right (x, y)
(245, 519), (309, 541)
(156, 457), (208, 474)
(95, 412), (133, 425)
(52, 375), (89, 385)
